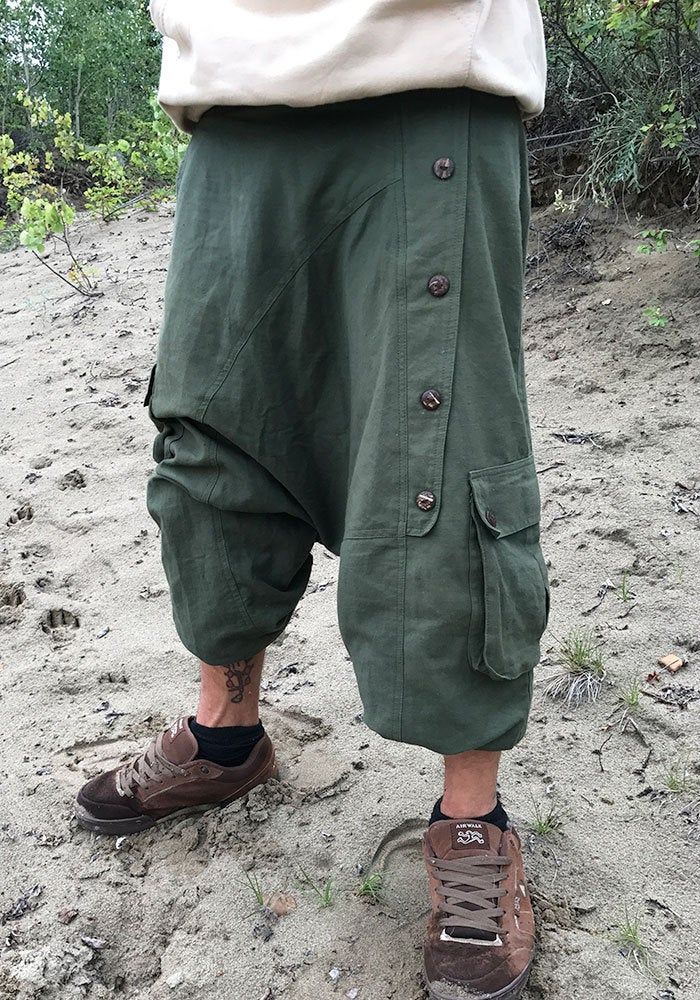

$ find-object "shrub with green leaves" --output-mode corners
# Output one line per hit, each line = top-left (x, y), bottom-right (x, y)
(537, 1), (700, 209)
(0, 89), (187, 291)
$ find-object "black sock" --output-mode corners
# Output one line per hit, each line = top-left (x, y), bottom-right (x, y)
(429, 795), (510, 832)
(190, 718), (265, 767)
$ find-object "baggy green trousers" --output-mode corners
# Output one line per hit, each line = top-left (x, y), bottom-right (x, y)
(146, 88), (550, 755)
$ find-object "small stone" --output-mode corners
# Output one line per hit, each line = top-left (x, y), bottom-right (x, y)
(263, 891), (297, 917)
(657, 653), (686, 674)
(571, 898), (597, 914)
(80, 935), (107, 950)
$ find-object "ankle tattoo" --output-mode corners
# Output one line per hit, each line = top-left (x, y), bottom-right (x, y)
(222, 658), (256, 703)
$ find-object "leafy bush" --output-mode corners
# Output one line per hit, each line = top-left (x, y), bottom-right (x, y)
(0, 91), (187, 292)
(533, 1), (700, 208)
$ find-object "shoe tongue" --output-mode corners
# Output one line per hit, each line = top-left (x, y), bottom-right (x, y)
(428, 820), (504, 942)
(160, 717), (199, 765)
(429, 819), (502, 859)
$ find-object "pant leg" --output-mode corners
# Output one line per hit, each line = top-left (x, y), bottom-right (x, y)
(145, 407), (317, 664)
(336, 91), (549, 753)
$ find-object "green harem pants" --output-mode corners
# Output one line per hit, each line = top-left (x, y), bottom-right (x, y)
(145, 88), (550, 756)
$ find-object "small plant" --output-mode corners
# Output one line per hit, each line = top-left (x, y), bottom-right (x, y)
(618, 677), (641, 712)
(636, 228), (671, 254)
(616, 571), (635, 605)
(543, 630), (607, 705)
(530, 799), (563, 836)
(553, 188), (576, 213)
(355, 871), (384, 904)
(664, 763), (694, 794)
(641, 97), (695, 152)
(297, 867), (335, 909)
(605, 675), (648, 744)
(613, 910), (651, 972)
(690, 238), (700, 261)
(242, 869), (265, 907)
(642, 306), (669, 328)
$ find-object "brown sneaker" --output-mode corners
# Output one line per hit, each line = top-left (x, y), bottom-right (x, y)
(422, 819), (535, 1000)
(74, 716), (277, 835)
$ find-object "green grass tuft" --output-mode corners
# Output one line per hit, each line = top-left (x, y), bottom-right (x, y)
(543, 630), (607, 705)
(355, 871), (384, 904)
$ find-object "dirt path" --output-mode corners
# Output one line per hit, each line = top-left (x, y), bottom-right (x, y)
(1, 203), (699, 1000)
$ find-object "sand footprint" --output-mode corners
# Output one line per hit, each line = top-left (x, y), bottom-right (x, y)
(0, 582), (26, 624)
(6, 502), (34, 525)
(41, 608), (80, 633)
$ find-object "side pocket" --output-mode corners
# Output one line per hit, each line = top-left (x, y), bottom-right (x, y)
(468, 455), (549, 681)
(144, 363), (183, 461)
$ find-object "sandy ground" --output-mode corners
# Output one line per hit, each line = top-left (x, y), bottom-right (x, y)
(1, 201), (699, 1000)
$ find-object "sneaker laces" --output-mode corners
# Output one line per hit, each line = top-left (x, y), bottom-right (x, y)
(115, 732), (186, 797)
(429, 853), (512, 936)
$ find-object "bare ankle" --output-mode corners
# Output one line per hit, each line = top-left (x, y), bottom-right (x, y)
(196, 652), (265, 728)
(441, 748), (501, 818)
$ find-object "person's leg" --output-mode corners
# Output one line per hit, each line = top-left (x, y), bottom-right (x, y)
(196, 655), (265, 728)
(441, 750), (500, 819)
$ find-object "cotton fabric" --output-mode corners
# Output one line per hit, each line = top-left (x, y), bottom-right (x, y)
(146, 89), (550, 754)
(149, 0), (547, 131)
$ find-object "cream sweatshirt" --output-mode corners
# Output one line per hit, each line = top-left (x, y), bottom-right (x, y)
(149, 1), (547, 132)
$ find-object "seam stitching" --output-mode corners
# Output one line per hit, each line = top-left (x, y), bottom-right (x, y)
(199, 175), (400, 424)
(395, 100), (409, 742)
(215, 506), (259, 632)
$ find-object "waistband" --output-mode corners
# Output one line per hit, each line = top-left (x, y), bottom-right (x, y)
(199, 88), (517, 125)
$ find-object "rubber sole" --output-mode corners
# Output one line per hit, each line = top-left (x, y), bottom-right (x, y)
(74, 763), (278, 836)
(424, 962), (531, 1000)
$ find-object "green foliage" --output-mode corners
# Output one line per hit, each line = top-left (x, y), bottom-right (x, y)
(613, 909), (651, 972)
(127, 96), (189, 184)
(355, 871), (385, 904)
(0, 0), (160, 142)
(636, 229), (671, 254)
(538, 1), (700, 207)
(642, 305), (669, 327)
(617, 677), (641, 712)
(0, 90), (186, 292)
(3, 91), (186, 222)
(19, 195), (74, 252)
(0, 217), (21, 252)
(543, 629), (607, 705)
(664, 763), (695, 794)
(242, 869), (265, 907)
(530, 799), (563, 836)
(297, 867), (335, 909)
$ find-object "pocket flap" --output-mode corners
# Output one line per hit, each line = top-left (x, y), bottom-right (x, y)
(469, 455), (541, 538)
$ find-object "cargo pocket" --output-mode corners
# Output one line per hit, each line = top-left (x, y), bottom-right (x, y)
(144, 363), (183, 461)
(468, 455), (549, 681)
